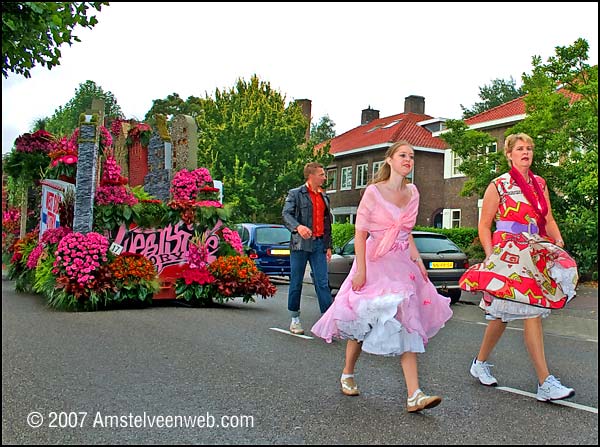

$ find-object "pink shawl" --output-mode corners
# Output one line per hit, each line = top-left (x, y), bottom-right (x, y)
(355, 184), (419, 260)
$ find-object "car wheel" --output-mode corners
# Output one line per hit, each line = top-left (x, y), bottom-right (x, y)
(446, 289), (462, 305)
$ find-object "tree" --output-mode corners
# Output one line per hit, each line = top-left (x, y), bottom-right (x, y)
(196, 75), (331, 222)
(143, 93), (204, 127)
(309, 115), (336, 145)
(2, 2), (108, 78)
(443, 38), (598, 277)
(45, 80), (124, 137)
(461, 77), (524, 119)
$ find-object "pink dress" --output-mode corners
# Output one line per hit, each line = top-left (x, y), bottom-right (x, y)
(311, 184), (453, 356)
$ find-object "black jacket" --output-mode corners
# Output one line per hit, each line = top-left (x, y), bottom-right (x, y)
(282, 185), (333, 252)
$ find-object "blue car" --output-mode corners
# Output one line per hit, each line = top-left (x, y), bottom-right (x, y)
(235, 223), (292, 277)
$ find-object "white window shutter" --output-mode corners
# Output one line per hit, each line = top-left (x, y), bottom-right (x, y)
(444, 149), (452, 179)
(442, 209), (452, 229)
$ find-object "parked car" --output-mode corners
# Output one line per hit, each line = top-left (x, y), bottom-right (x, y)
(235, 223), (292, 278)
(328, 231), (469, 304)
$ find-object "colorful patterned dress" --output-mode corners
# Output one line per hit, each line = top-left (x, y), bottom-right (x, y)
(460, 173), (578, 321)
(311, 184), (452, 355)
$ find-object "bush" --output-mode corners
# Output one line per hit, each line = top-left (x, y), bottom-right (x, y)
(331, 223), (355, 250)
(560, 207), (598, 281)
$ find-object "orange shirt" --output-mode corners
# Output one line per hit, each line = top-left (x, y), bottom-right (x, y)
(307, 183), (325, 237)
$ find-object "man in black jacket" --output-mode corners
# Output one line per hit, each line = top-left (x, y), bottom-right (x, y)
(282, 162), (333, 335)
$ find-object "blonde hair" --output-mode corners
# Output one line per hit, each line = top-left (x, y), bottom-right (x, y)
(369, 140), (414, 185)
(504, 133), (534, 167)
(303, 162), (324, 180)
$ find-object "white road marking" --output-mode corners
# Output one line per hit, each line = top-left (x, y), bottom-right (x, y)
(497, 386), (598, 414)
(269, 327), (314, 339)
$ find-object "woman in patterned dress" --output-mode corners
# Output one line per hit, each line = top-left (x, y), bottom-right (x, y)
(461, 133), (578, 401)
(311, 141), (453, 413)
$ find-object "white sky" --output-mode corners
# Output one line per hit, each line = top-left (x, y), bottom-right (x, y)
(2, 2), (598, 154)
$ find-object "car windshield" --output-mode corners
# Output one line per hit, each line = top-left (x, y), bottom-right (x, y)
(255, 227), (291, 245)
(413, 235), (461, 254)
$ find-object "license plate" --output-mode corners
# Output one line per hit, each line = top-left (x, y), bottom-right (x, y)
(270, 249), (290, 256)
(430, 261), (453, 269)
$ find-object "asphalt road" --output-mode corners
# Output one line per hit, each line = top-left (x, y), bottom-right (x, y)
(2, 277), (598, 445)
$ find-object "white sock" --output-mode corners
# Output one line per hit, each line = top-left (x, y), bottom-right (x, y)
(410, 388), (422, 399)
(291, 317), (300, 324)
(475, 358), (484, 365)
(341, 373), (354, 380)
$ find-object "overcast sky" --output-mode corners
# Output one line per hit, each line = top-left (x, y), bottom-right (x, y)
(2, 2), (598, 154)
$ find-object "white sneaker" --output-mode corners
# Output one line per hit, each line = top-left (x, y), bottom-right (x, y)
(289, 321), (304, 335)
(470, 357), (498, 386)
(537, 375), (575, 401)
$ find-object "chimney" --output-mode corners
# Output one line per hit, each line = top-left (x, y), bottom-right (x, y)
(361, 106), (380, 125)
(404, 95), (425, 114)
(295, 99), (312, 141)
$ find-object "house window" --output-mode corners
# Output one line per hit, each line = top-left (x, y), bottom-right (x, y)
(372, 160), (384, 178)
(452, 151), (463, 176)
(340, 167), (352, 190)
(451, 209), (461, 228)
(356, 163), (368, 189)
(442, 208), (462, 228)
(326, 168), (337, 192)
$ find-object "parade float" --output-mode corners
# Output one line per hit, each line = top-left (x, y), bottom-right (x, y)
(2, 107), (276, 311)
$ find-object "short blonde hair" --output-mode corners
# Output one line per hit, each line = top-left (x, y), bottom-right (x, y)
(504, 133), (534, 166)
(304, 162), (324, 180)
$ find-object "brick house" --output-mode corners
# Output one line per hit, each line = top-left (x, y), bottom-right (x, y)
(321, 95), (449, 227)
(435, 96), (527, 228)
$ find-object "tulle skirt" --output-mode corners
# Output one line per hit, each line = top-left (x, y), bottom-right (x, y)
(311, 241), (452, 356)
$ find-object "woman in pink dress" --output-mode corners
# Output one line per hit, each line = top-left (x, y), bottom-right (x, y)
(460, 133), (578, 401)
(311, 141), (453, 413)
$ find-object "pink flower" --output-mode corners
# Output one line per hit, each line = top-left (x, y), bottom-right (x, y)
(63, 155), (77, 164)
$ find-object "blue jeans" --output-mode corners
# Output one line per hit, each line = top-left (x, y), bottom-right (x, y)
(288, 238), (332, 317)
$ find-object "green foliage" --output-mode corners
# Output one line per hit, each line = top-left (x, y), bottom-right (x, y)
(461, 77), (525, 119)
(143, 93), (204, 127)
(45, 80), (124, 137)
(195, 74), (331, 223)
(131, 201), (170, 229)
(414, 226), (479, 252)
(93, 203), (137, 232)
(440, 120), (503, 197)
(309, 115), (337, 145)
(2, 2), (109, 78)
(331, 223), (356, 250)
(33, 252), (58, 296)
(508, 37), (597, 278)
(3, 150), (49, 184)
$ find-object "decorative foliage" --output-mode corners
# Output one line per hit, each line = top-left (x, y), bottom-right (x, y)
(208, 255), (277, 303)
(108, 253), (160, 305)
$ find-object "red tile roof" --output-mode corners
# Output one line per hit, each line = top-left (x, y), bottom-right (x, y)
(464, 96), (526, 125)
(464, 88), (581, 126)
(321, 112), (448, 154)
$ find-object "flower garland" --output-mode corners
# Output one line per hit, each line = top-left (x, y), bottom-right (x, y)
(95, 151), (138, 206)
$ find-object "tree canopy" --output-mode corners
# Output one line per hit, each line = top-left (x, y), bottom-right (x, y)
(2, 2), (108, 78)
(460, 77), (524, 119)
(45, 80), (124, 137)
(194, 75), (332, 222)
(443, 38), (598, 276)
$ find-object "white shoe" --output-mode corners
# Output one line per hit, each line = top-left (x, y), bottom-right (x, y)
(537, 375), (575, 401)
(289, 321), (304, 335)
(407, 390), (442, 413)
(470, 357), (498, 386)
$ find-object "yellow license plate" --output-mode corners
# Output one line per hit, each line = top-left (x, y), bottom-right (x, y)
(270, 249), (290, 255)
(430, 261), (453, 269)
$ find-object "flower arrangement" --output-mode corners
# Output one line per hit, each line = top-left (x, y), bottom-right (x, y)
(2, 208), (21, 258)
(94, 151), (139, 231)
(208, 255), (277, 303)
(30, 226), (73, 296)
(175, 264), (216, 305)
(7, 228), (40, 292)
(126, 122), (152, 148)
(14, 130), (55, 153)
(50, 232), (115, 310)
(47, 136), (78, 181)
(171, 168), (214, 201)
(108, 253), (160, 305)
